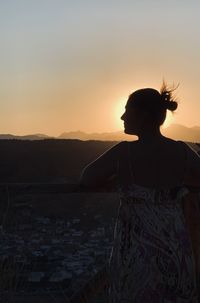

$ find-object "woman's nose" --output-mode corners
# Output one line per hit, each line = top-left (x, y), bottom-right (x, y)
(121, 112), (125, 120)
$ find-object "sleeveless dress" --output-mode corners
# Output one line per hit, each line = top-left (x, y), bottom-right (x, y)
(108, 141), (199, 303)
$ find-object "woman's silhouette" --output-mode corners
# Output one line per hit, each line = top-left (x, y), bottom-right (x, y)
(80, 82), (200, 302)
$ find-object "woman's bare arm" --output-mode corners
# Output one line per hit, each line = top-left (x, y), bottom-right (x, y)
(183, 143), (200, 187)
(79, 141), (124, 188)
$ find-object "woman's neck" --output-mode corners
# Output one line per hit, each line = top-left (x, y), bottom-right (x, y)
(137, 128), (165, 143)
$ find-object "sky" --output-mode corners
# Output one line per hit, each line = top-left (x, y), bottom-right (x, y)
(0, 0), (200, 136)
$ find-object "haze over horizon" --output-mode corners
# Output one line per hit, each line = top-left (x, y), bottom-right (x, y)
(1, 0), (200, 137)
(1, 123), (200, 144)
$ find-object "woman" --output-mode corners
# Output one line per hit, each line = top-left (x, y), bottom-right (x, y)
(80, 83), (200, 302)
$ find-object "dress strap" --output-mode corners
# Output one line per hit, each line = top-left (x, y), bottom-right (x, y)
(177, 140), (188, 185)
(127, 142), (135, 183)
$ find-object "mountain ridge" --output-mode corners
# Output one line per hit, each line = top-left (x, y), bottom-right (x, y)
(0, 123), (200, 142)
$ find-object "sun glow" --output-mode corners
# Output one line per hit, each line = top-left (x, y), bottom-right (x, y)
(114, 97), (175, 130)
(114, 97), (127, 130)
(162, 111), (174, 129)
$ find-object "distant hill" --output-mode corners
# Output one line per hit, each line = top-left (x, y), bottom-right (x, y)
(162, 124), (200, 143)
(58, 130), (136, 141)
(0, 123), (200, 142)
(59, 124), (200, 142)
(0, 133), (53, 140)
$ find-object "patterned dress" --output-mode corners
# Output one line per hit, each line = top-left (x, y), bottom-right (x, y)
(108, 142), (199, 303)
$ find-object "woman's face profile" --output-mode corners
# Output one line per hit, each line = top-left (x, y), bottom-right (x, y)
(121, 99), (146, 135)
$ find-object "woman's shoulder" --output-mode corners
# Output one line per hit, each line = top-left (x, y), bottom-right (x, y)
(116, 138), (190, 155)
(111, 140), (130, 151)
(130, 137), (183, 150)
(114, 140), (134, 154)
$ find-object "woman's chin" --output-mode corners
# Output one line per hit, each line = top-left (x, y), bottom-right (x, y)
(124, 127), (137, 135)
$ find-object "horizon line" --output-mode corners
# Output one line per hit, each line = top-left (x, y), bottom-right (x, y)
(0, 122), (200, 138)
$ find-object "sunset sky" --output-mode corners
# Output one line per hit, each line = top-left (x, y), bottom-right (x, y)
(0, 0), (200, 136)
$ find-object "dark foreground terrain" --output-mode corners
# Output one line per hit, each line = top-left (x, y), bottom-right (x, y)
(0, 139), (199, 302)
(0, 139), (117, 183)
(0, 188), (119, 302)
(0, 139), (199, 183)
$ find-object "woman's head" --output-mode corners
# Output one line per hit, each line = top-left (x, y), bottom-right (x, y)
(121, 82), (178, 135)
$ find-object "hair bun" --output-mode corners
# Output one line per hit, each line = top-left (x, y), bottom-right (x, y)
(160, 83), (178, 112)
(166, 100), (178, 111)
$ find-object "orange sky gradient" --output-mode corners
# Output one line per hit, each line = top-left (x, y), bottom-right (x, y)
(0, 1), (200, 137)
